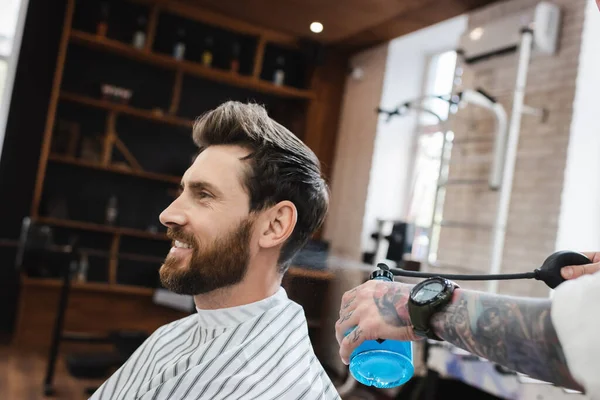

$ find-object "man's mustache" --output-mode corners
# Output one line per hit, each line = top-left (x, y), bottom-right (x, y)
(166, 228), (198, 248)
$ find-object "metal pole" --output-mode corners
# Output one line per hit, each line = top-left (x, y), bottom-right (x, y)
(424, 111), (449, 265)
(487, 29), (534, 293)
(43, 259), (73, 396)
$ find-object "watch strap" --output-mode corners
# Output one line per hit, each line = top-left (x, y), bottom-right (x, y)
(407, 301), (443, 341)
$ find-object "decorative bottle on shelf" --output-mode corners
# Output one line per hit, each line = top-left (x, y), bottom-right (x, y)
(97, 1), (109, 37)
(230, 42), (240, 73)
(173, 28), (186, 60)
(201, 36), (214, 67)
(77, 252), (89, 283)
(273, 56), (285, 86)
(132, 15), (147, 49)
(106, 195), (118, 225)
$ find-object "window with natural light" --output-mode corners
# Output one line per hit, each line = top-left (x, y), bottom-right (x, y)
(0, 0), (25, 110)
(407, 50), (457, 261)
(0, 61), (7, 108)
(419, 50), (457, 126)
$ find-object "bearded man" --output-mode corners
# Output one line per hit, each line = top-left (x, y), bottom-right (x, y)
(90, 101), (340, 400)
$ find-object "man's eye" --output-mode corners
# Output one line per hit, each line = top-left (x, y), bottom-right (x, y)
(198, 191), (211, 199)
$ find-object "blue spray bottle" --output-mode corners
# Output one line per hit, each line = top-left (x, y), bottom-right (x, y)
(346, 268), (414, 388)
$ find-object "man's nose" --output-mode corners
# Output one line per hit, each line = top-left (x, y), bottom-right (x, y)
(159, 198), (188, 227)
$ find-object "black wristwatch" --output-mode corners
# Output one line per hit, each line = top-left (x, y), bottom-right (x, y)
(407, 277), (459, 341)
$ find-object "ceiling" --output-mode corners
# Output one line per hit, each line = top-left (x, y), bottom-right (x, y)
(184, 0), (501, 51)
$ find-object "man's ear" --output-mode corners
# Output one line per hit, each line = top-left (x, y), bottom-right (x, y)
(258, 201), (297, 249)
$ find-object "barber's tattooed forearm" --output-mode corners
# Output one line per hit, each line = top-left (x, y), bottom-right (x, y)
(430, 291), (584, 392)
(372, 283), (412, 328)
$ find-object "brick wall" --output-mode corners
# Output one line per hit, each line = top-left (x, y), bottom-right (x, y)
(433, 0), (586, 297)
(323, 43), (389, 260)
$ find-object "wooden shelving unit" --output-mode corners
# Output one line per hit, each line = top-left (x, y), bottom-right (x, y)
(288, 266), (334, 281)
(60, 91), (194, 128)
(21, 275), (155, 296)
(36, 216), (169, 241)
(69, 30), (316, 100)
(48, 154), (180, 184)
(21, 265), (332, 296)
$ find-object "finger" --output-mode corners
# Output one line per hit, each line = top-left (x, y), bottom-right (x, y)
(561, 262), (600, 280)
(339, 325), (367, 365)
(335, 306), (361, 345)
(339, 287), (358, 316)
(339, 293), (358, 317)
(580, 252), (600, 263)
(338, 323), (416, 365)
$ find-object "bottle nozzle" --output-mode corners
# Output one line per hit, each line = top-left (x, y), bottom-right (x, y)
(377, 263), (390, 271)
(371, 263), (394, 281)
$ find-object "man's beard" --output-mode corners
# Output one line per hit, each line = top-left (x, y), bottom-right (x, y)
(159, 218), (254, 295)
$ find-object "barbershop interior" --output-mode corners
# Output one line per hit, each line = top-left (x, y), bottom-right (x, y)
(1, 0), (599, 399)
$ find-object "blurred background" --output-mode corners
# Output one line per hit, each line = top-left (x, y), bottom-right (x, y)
(1, 0), (599, 398)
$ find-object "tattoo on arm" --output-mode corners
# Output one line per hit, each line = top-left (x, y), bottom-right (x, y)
(430, 290), (584, 392)
(372, 283), (412, 328)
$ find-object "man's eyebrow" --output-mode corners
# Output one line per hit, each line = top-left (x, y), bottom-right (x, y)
(180, 180), (222, 196)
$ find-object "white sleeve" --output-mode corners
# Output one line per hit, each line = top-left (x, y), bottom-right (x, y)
(551, 271), (600, 398)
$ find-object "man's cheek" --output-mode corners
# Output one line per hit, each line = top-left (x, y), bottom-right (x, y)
(597, 0), (600, 12)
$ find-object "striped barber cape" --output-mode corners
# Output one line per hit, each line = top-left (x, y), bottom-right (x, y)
(88, 287), (341, 400)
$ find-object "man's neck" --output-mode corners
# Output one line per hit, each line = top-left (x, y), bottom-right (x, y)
(193, 264), (282, 310)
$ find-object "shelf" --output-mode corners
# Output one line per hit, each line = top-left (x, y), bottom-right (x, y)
(287, 266), (334, 281)
(70, 30), (315, 100)
(48, 154), (181, 184)
(131, 0), (300, 50)
(0, 239), (19, 248)
(60, 91), (194, 128)
(22, 277), (327, 314)
(36, 216), (169, 241)
(33, 217), (334, 277)
(22, 275), (154, 296)
(63, 247), (165, 265)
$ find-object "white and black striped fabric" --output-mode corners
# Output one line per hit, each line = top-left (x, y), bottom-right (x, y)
(89, 288), (341, 400)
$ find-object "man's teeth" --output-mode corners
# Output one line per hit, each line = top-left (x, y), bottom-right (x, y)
(174, 240), (192, 249)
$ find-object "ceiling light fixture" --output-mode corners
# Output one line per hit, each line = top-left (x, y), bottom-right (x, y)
(469, 27), (484, 41)
(310, 22), (323, 33)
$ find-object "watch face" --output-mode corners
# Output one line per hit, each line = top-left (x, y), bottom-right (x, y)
(413, 281), (444, 303)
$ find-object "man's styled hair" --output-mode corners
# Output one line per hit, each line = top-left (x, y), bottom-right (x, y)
(192, 101), (329, 272)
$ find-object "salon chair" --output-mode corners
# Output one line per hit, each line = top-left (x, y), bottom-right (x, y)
(363, 220), (419, 270)
(15, 217), (148, 397)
